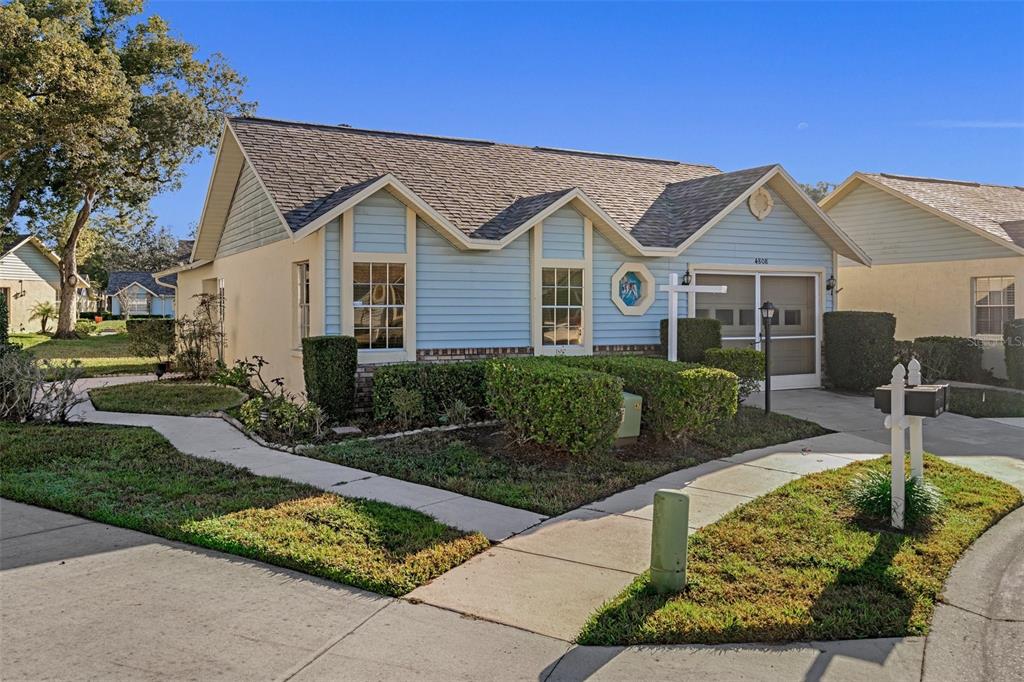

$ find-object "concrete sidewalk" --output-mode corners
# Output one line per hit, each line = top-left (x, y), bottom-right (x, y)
(71, 376), (545, 541)
(410, 432), (888, 640)
(0, 499), (931, 681)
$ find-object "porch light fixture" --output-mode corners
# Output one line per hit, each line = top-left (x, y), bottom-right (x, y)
(760, 301), (776, 414)
(681, 269), (692, 286)
(826, 275), (837, 292)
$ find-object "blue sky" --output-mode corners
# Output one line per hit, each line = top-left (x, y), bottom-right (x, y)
(149, 1), (1024, 239)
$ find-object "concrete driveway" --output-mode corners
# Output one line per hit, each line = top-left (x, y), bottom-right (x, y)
(747, 388), (1024, 459)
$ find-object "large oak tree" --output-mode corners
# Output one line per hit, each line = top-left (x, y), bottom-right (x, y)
(1, 0), (254, 336)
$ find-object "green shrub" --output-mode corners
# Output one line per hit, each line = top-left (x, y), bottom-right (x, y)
(0, 292), (9, 346)
(301, 336), (358, 422)
(373, 361), (488, 426)
(913, 336), (983, 383)
(390, 388), (426, 431)
(555, 356), (738, 441)
(127, 319), (175, 361)
(703, 348), (765, 402)
(846, 466), (944, 529)
(823, 311), (896, 392)
(948, 386), (1024, 418)
(239, 394), (328, 444)
(1006, 319), (1024, 390)
(485, 358), (623, 456)
(660, 318), (722, 362)
(75, 320), (97, 336)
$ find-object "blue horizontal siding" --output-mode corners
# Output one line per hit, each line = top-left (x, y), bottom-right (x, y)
(354, 190), (406, 254)
(324, 218), (341, 334)
(416, 219), (530, 348)
(593, 232), (670, 346)
(542, 206), (585, 260)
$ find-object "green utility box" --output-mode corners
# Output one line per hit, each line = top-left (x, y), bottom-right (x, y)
(616, 391), (643, 444)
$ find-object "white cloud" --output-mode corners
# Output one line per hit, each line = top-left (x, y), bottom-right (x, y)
(796, 122), (809, 131)
(919, 120), (1024, 129)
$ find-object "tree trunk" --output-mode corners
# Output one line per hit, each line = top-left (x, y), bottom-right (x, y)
(54, 188), (96, 338)
(2, 184), (24, 228)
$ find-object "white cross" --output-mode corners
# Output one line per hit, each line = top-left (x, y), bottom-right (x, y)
(659, 272), (728, 362)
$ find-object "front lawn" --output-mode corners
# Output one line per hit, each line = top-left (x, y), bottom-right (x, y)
(89, 381), (246, 416)
(310, 406), (829, 516)
(578, 455), (1022, 645)
(0, 423), (488, 596)
(11, 332), (157, 377)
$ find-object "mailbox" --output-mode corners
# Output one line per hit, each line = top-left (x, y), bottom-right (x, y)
(874, 384), (949, 418)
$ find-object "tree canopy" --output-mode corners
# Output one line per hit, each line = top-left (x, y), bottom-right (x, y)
(0, 0), (254, 335)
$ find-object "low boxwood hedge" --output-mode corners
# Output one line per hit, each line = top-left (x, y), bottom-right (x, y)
(301, 335), (358, 422)
(555, 356), (738, 441)
(660, 318), (722, 362)
(373, 361), (488, 427)
(913, 336), (983, 383)
(824, 311), (896, 392)
(485, 358), (623, 456)
(704, 347), (765, 402)
(1006, 319), (1024, 390)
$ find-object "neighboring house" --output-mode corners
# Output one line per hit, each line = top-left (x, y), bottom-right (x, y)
(822, 173), (1023, 376)
(106, 271), (177, 318)
(1, 234), (90, 332)
(159, 116), (869, 395)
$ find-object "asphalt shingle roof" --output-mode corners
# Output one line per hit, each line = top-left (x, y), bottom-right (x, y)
(865, 173), (1024, 248)
(228, 117), (778, 249)
(106, 271), (175, 297)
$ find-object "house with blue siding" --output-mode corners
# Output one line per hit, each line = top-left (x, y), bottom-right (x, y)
(161, 117), (870, 394)
(106, 271), (176, 318)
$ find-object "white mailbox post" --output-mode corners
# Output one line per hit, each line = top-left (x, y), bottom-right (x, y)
(907, 358), (924, 481)
(659, 272), (728, 362)
(884, 364), (908, 530)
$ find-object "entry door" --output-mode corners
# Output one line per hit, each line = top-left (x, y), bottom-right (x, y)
(694, 271), (821, 389)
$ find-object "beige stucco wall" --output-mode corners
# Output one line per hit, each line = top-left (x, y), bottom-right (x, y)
(839, 256), (1024, 377)
(1, 278), (58, 333)
(176, 232), (325, 392)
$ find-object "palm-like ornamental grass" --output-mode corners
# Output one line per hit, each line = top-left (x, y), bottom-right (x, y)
(846, 467), (944, 528)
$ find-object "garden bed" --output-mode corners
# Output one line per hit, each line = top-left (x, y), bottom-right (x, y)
(0, 422), (488, 596)
(89, 380), (247, 416)
(307, 406), (830, 516)
(577, 455), (1022, 645)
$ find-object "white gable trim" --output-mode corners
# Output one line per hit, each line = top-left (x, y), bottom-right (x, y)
(2, 236), (89, 286)
(821, 172), (1024, 257)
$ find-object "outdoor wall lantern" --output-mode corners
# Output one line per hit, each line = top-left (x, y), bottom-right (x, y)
(825, 275), (837, 292)
(760, 300), (776, 414)
(681, 268), (692, 286)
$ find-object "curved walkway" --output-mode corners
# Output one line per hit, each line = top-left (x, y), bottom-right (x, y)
(70, 376), (546, 541)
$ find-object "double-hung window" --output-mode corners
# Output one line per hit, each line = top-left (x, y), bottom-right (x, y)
(294, 261), (310, 342)
(973, 276), (1015, 336)
(353, 262), (405, 349)
(541, 267), (584, 346)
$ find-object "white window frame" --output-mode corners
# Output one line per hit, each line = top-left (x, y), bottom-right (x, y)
(972, 276), (1015, 338)
(339, 204), (417, 363)
(294, 261), (311, 346)
(531, 216), (593, 356)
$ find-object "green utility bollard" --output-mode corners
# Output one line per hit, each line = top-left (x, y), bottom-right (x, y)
(650, 489), (690, 594)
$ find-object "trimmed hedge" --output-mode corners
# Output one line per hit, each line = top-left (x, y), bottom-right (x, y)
(704, 347), (765, 402)
(949, 385), (1024, 418)
(301, 336), (358, 422)
(1006, 319), (1024, 390)
(913, 336), (983, 383)
(823, 311), (896, 392)
(0, 292), (8, 346)
(555, 356), (738, 441)
(485, 358), (623, 456)
(660, 318), (722, 362)
(126, 318), (175, 359)
(373, 361), (488, 426)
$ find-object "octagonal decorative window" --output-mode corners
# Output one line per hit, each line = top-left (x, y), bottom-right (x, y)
(611, 263), (655, 315)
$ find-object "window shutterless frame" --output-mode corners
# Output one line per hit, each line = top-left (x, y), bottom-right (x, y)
(972, 276), (1015, 337)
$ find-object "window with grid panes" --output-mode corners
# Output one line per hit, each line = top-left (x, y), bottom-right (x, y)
(353, 262), (405, 349)
(541, 267), (584, 346)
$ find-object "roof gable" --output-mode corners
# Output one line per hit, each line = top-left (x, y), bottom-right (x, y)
(822, 173), (1024, 255)
(106, 271), (174, 297)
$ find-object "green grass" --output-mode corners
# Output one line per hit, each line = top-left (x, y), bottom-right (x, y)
(949, 386), (1024, 418)
(0, 422), (489, 596)
(578, 455), (1022, 645)
(309, 407), (829, 517)
(11, 332), (157, 377)
(89, 381), (246, 416)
